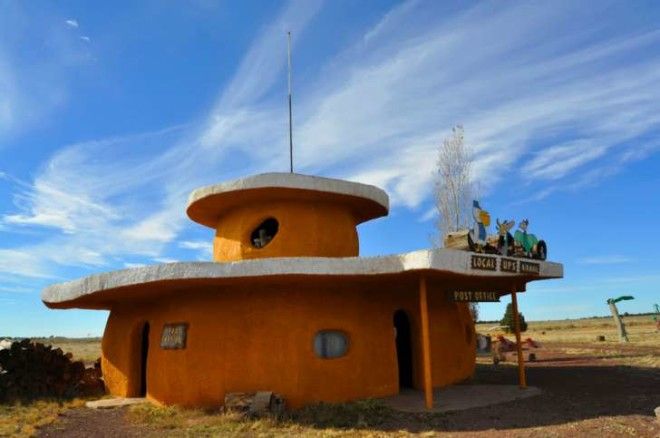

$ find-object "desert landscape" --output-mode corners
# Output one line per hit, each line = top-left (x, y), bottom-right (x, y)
(2, 315), (658, 437)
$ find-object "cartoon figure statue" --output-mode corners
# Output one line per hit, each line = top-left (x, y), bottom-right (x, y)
(514, 219), (547, 260)
(496, 219), (515, 256)
(468, 200), (490, 252)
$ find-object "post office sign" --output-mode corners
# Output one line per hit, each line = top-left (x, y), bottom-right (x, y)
(451, 291), (500, 302)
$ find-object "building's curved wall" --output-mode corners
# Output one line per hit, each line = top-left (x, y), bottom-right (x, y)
(101, 282), (475, 408)
(101, 311), (144, 397)
(213, 200), (359, 261)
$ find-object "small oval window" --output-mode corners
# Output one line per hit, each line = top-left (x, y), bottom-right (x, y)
(250, 218), (279, 249)
(314, 330), (349, 359)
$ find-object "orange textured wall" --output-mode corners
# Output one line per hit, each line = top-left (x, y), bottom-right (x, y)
(212, 200), (359, 261)
(100, 280), (475, 408)
(428, 298), (476, 387)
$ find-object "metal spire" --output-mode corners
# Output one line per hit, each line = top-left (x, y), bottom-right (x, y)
(287, 31), (293, 173)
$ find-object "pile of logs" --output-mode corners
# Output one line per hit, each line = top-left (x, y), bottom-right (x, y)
(0, 339), (104, 401)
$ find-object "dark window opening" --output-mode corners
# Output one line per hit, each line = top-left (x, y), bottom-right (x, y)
(139, 322), (150, 397)
(251, 218), (279, 249)
(314, 330), (349, 359)
(394, 310), (413, 389)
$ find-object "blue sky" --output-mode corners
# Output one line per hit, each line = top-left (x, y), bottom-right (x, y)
(1, 0), (659, 337)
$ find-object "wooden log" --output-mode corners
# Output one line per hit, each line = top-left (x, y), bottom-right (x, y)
(0, 339), (105, 400)
(443, 229), (470, 250)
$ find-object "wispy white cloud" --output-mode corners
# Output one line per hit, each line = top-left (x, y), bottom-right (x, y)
(188, 0), (657, 226)
(178, 240), (212, 251)
(0, 6), (91, 142)
(0, 50), (19, 137)
(152, 257), (178, 264)
(80, 36), (91, 43)
(523, 140), (609, 181)
(0, 0), (322, 279)
(529, 273), (660, 295)
(0, 249), (55, 279)
(2, 0), (660, 286)
(0, 285), (36, 294)
(418, 207), (436, 223)
(577, 255), (634, 265)
(0, 126), (189, 278)
(178, 240), (213, 259)
(264, 1), (660, 207)
(200, 0), (322, 148)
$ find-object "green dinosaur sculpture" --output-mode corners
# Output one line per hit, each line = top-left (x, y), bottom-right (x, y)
(606, 296), (634, 304)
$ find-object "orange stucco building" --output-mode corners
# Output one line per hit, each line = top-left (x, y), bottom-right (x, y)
(42, 173), (562, 408)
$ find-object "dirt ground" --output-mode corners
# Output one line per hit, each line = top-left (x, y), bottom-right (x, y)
(34, 341), (660, 438)
(36, 409), (149, 438)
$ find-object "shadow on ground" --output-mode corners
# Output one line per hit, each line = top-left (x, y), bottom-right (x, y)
(292, 363), (660, 433)
(33, 363), (660, 436)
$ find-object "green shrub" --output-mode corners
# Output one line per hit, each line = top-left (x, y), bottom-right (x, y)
(500, 303), (528, 333)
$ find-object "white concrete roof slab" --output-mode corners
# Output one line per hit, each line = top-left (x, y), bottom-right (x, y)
(42, 249), (563, 308)
(187, 172), (390, 227)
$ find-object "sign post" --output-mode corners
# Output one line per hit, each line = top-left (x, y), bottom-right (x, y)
(419, 276), (434, 410)
(510, 289), (527, 388)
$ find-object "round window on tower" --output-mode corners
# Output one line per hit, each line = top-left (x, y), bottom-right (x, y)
(250, 218), (279, 249)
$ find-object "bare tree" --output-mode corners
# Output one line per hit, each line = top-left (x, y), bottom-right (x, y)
(435, 125), (479, 321)
(435, 124), (474, 242)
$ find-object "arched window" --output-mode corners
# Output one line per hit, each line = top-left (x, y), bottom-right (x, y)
(250, 218), (279, 248)
(314, 330), (349, 359)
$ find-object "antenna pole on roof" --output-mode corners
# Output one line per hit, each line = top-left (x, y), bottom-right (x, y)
(287, 31), (294, 173)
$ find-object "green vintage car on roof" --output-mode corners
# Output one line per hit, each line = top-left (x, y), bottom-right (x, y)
(514, 219), (547, 261)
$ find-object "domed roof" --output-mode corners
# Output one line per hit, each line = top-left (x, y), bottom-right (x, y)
(186, 172), (390, 228)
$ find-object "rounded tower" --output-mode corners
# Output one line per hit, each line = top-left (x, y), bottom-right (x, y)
(186, 173), (389, 262)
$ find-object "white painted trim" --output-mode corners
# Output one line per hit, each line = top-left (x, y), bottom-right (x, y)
(42, 249), (563, 306)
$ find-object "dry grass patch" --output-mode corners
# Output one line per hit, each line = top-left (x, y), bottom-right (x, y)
(0, 399), (85, 438)
(126, 399), (423, 437)
(31, 338), (102, 364)
(477, 315), (659, 346)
